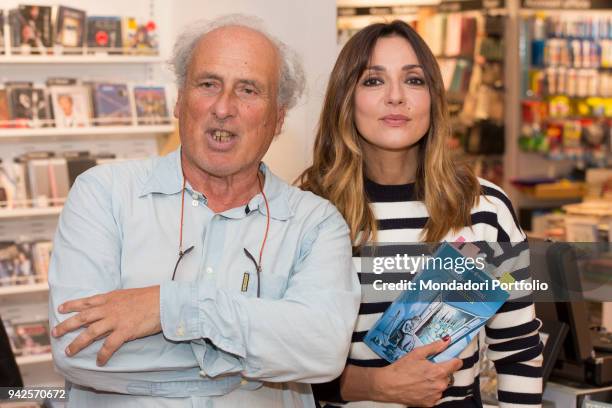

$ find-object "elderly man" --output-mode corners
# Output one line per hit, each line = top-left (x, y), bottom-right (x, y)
(49, 15), (360, 407)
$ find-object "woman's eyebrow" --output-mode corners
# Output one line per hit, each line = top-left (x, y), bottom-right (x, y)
(364, 64), (424, 71)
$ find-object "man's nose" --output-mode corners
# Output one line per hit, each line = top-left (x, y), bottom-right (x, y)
(211, 90), (236, 121)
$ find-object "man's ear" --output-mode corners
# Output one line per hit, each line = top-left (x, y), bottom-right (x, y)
(173, 93), (182, 119)
(274, 107), (286, 136)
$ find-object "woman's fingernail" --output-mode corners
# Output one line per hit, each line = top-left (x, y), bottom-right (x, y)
(65, 346), (71, 356)
(51, 328), (57, 337)
(442, 335), (451, 342)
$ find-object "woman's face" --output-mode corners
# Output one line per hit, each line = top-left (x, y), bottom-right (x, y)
(354, 35), (431, 153)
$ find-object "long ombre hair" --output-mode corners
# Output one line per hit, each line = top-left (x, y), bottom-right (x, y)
(298, 20), (480, 245)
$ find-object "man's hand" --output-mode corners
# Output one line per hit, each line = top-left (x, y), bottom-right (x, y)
(369, 338), (463, 407)
(51, 286), (162, 366)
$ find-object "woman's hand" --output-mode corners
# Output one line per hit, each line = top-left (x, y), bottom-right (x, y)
(340, 338), (462, 407)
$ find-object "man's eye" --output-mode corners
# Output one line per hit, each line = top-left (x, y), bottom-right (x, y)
(240, 87), (257, 95)
(362, 77), (383, 86)
(199, 81), (216, 88)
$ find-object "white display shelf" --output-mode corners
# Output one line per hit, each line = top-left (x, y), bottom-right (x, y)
(0, 283), (49, 296)
(0, 207), (62, 219)
(16, 352), (53, 366)
(0, 55), (164, 64)
(0, 124), (174, 139)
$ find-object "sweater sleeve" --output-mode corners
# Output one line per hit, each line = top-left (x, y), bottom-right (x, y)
(482, 185), (544, 407)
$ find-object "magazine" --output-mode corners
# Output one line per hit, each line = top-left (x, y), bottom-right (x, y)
(364, 242), (509, 363)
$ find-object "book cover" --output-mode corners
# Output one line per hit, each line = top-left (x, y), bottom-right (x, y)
(16, 5), (52, 53)
(49, 85), (91, 127)
(11, 318), (51, 356)
(133, 86), (169, 125)
(31, 241), (52, 282)
(364, 243), (509, 363)
(123, 18), (157, 55)
(91, 83), (132, 125)
(54, 6), (86, 48)
(0, 242), (37, 286)
(0, 10), (5, 54)
(7, 85), (50, 127)
(87, 16), (122, 52)
(0, 90), (10, 128)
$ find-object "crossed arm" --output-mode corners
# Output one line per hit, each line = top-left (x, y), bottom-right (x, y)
(49, 171), (361, 391)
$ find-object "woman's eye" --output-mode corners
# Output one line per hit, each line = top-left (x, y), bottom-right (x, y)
(406, 77), (425, 86)
(362, 77), (383, 86)
(199, 81), (217, 89)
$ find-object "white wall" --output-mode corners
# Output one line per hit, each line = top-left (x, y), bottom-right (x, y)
(159, 0), (339, 183)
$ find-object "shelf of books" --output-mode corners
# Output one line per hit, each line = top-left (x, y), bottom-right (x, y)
(0, 124), (175, 139)
(0, 207), (62, 219)
(0, 55), (164, 64)
(0, 2), (170, 389)
(16, 352), (53, 366)
(0, 283), (48, 296)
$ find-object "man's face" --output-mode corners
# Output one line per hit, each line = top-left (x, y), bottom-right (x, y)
(175, 26), (285, 179)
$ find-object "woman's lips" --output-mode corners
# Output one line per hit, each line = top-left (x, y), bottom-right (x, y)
(381, 115), (410, 127)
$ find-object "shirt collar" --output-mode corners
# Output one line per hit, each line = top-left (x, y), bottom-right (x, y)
(139, 147), (294, 221)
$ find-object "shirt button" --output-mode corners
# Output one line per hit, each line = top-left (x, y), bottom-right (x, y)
(192, 193), (198, 200)
(206, 267), (214, 274)
(192, 199), (198, 207)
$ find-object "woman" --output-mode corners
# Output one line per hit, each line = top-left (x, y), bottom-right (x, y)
(300, 21), (543, 407)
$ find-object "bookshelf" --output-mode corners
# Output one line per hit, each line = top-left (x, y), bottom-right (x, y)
(0, 124), (174, 139)
(16, 352), (53, 366)
(0, 55), (164, 64)
(0, 283), (48, 296)
(0, 207), (62, 219)
(0, 0), (171, 389)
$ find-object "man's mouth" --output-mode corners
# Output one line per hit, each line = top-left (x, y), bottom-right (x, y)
(210, 129), (236, 142)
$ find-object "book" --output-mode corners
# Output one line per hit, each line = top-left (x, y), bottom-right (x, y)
(0, 242), (37, 286)
(54, 6), (86, 49)
(49, 85), (91, 127)
(0, 10), (5, 54)
(363, 242), (509, 363)
(31, 241), (52, 282)
(91, 83), (132, 125)
(16, 5), (52, 54)
(133, 86), (169, 125)
(0, 90), (10, 128)
(123, 17), (157, 55)
(6, 84), (50, 128)
(87, 16), (122, 52)
(8, 318), (51, 356)
(25, 158), (70, 207)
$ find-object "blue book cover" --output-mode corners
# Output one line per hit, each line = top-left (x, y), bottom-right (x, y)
(92, 83), (132, 125)
(364, 243), (509, 363)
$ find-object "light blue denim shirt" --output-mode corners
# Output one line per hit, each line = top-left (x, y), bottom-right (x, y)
(48, 148), (361, 408)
